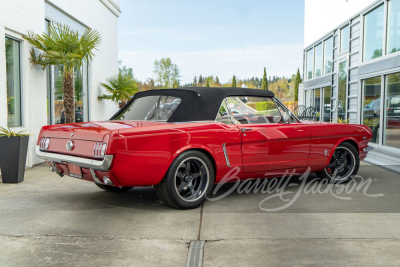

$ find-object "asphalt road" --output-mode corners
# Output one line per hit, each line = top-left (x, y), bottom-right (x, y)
(0, 162), (399, 266)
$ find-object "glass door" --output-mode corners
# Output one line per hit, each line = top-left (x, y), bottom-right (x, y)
(323, 86), (331, 122)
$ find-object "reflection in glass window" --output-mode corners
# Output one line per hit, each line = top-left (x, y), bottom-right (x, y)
(5, 38), (21, 127)
(314, 43), (323, 78)
(323, 86), (331, 122)
(324, 37), (333, 75)
(305, 90), (313, 108)
(226, 97), (282, 124)
(314, 88), (321, 121)
(387, 0), (400, 54)
(362, 77), (381, 144)
(114, 95), (181, 121)
(340, 25), (350, 52)
(338, 61), (348, 120)
(363, 5), (384, 61)
(384, 73), (400, 149)
(306, 48), (314, 80)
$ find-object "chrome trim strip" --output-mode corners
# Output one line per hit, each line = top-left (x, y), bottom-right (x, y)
(222, 143), (231, 167)
(36, 146), (113, 171)
(363, 146), (373, 152)
(273, 97), (301, 122)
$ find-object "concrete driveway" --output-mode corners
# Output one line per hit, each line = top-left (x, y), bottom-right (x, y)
(0, 162), (399, 266)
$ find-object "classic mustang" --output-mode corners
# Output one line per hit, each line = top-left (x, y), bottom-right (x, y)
(36, 87), (373, 209)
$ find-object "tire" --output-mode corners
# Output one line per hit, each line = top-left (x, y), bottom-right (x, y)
(316, 142), (359, 184)
(154, 150), (215, 209)
(95, 183), (133, 193)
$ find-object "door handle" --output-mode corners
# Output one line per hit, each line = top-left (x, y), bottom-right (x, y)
(241, 128), (252, 133)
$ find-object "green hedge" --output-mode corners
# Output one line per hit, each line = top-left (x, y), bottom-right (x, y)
(255, 101), (276, 111)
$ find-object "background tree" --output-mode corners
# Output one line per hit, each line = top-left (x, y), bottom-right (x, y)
(294, 68), (301, 102)
(206, 79), (210, 87)
(153, 58), (180, 88)
(232, 75), (237, 87)
(261, 67), (268, 90)
(214, 76), (221, 86)
(24, 23), (101, 123)
(98, 64), (138, 108)
(193, 76), (197, 87)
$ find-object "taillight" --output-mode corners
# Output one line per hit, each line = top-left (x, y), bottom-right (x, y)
(39, 137), (50, 151)
(93, 143), (107, 158)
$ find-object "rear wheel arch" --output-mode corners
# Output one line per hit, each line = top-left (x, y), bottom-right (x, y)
(169, 147), (217, 179)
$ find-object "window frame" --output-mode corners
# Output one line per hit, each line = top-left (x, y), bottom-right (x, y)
(314, 42), (323, 78)
(5, 35), (23, 128)
(340, 24), (350, 53)
(362, 3), (385, 63)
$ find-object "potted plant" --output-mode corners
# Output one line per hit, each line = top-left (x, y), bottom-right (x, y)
(0, 126), (30, 183)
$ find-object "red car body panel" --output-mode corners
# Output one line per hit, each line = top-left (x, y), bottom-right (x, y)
(37, 119), (373, 187)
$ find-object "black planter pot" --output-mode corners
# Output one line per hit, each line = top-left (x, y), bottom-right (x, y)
(0, 136), (29, 183)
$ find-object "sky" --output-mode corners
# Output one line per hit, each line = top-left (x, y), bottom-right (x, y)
(118, 0), (305, 84)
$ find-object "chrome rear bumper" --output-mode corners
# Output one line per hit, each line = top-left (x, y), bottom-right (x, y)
(35, 146), (113, 171)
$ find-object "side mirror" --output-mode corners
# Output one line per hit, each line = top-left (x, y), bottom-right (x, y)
(283, 111), (291, 124)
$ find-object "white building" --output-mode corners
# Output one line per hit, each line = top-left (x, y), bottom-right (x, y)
(0, 0), (121, 168)
(301, 0), (400, 171)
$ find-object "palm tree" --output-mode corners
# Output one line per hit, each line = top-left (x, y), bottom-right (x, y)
(99, 65), (138, 108)
(24, 23), (101, 123)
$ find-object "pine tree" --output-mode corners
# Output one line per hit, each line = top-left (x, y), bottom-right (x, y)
(193, 76), (197, 87)
(232, 75), (236, 87)
(294, 68), (301, 102)
(261, 67), (268, 90)
(206, 79), (210, 87)
(198, 75), (203, 84)
(215, 76), (220, 86)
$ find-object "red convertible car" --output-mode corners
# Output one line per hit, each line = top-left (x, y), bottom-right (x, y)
(36, 87), (373, 209)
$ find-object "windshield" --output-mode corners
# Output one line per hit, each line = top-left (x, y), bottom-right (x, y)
(113, 95), (181, 121)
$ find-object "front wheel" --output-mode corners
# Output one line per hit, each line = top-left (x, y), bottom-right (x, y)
(316, 142), (359, 183)
(95, 183), (133, 192)
(154, 151), (215, 209)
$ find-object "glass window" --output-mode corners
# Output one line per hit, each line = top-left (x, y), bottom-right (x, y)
(216, 100), (232, 124)
(305, 90), (313, 108)
(306, 48), (314, 80)
(323, 37), (333, 75)
(387, 0), (400, 54)
(314, 88), (321, 121)
(323, 86), (331, 122)
(363, 5), (384, 61)
(384, 73), (400, 149)
(74, 67), (84, 123)
(338, 61), (348, 120)
(340, 25), (350, 52)
(314, 43), (323, 78)
(5, 38), (21, 127)
(362, 77), (381, 144)
(226, 97), (282, 124)
(114, 95), (181, 121)
(54, 66), (64, 124)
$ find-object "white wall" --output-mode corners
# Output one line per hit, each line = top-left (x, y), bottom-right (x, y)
(0, 0), (47, 167)
(304, 0), (376, 47)
(0, 0), (120, 168)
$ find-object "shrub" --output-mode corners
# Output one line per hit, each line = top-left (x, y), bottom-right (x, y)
(255, 101), (276, 111)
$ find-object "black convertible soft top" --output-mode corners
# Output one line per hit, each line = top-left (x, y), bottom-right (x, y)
(110, 87), (275, 122)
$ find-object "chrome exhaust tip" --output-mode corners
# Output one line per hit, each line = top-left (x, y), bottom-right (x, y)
(103, 176), (113, 185)
(49, 165), (55, 172)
